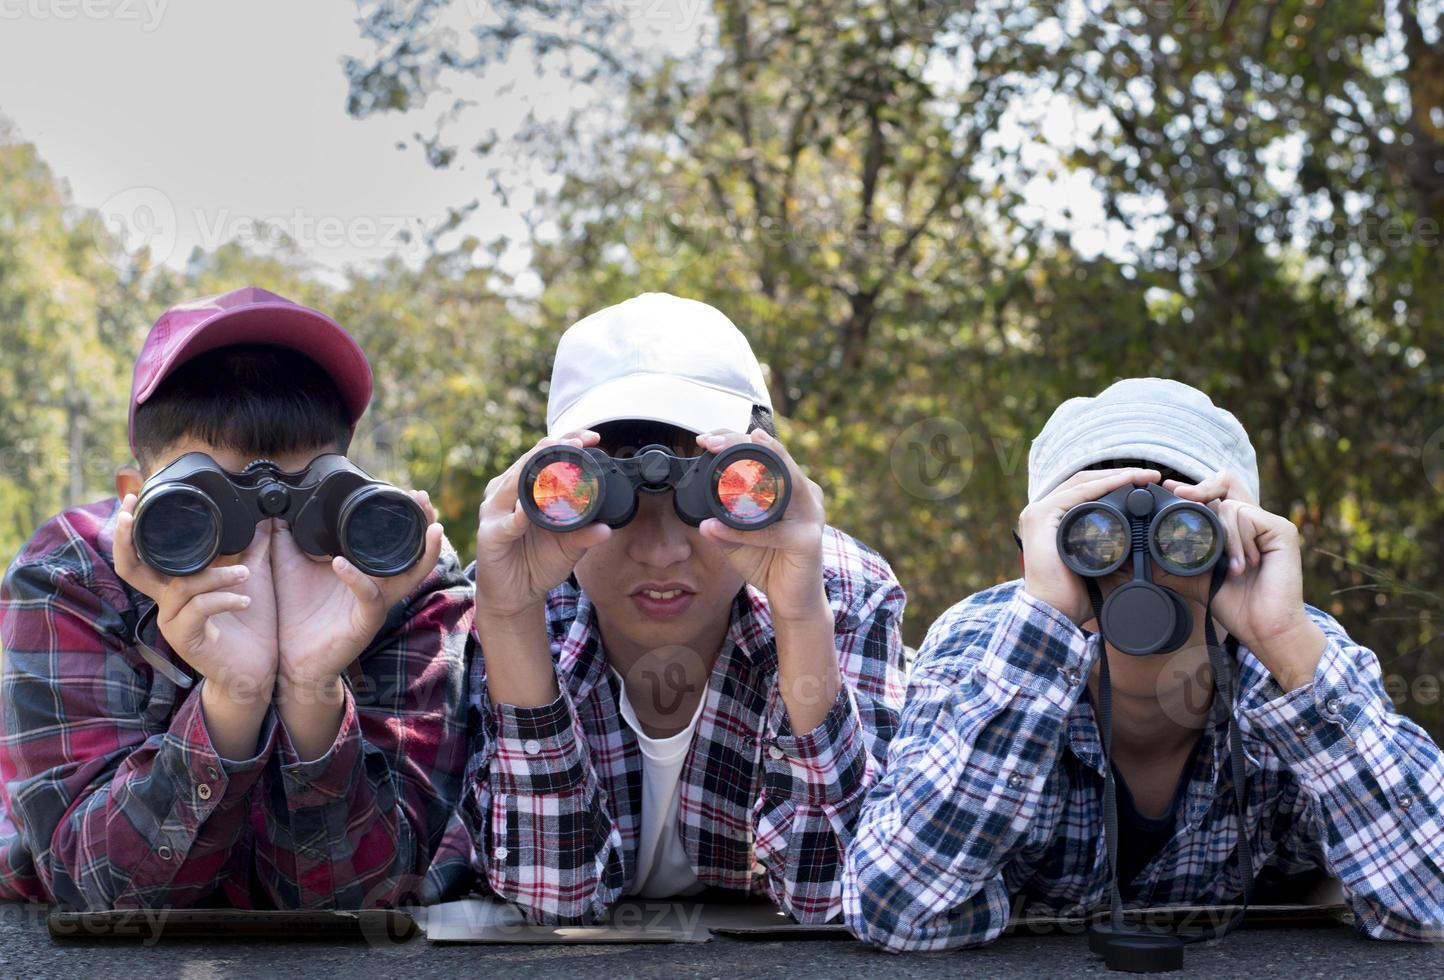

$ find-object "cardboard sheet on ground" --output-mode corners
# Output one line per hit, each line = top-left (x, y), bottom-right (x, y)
(421, 896), (848, 944)
(421, 890), (1348, 945)
(47, 907), (419, 942)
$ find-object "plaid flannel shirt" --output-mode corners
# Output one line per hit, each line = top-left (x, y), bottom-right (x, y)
(0, 498), (474, 910)
(844, 580), (1444, 951)
(459, 525), (907, 925)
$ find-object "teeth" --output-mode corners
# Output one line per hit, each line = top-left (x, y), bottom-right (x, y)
(642, 589), (683, 600)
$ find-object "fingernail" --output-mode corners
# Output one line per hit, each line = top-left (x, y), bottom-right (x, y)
(239, 596), (251, 607)
(702, 434), (724, 448)
(232, 565), (248, 578)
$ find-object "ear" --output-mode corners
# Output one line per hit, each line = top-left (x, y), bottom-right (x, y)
(115, 465), (143, 500)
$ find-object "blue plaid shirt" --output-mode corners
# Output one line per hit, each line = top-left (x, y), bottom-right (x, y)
(844, 580), (1444, 951)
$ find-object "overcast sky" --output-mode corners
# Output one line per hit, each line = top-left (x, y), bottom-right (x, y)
(0, 1), (683, 281)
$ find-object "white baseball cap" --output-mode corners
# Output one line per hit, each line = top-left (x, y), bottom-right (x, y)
(546, 292), (773, 437)
(1027, 378), (1261, 504)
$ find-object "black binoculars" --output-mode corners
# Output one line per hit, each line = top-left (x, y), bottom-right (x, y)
(1056, 482), (1225, 655)
(519, 442), (791, 532)
(132, 453), (426, 578)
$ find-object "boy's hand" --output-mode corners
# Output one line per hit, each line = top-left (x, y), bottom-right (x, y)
(115, 494), (279, 694)
(268, 489), (443, 761)
(1161, 472), (1325, 691)
(694, 429), (829, 623)
(1018, 468), (1164, 626)
(271, 490), (444, 687)
(695, 428), (836, 731)
(474, 430), (613, 623)
(115, 495), (278, 759)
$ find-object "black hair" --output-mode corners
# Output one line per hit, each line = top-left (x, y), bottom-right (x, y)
(593, 405), (777, 458)
(132, 344), (353, 470)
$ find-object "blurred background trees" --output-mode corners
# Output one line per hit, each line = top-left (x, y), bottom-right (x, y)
(3, 0), (1441, 732)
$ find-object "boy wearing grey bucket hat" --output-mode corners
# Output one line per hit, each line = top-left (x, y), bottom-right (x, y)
(845, 378), (1444, 952)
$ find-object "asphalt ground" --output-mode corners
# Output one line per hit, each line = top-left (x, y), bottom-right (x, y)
(5, 902), (1444, 979)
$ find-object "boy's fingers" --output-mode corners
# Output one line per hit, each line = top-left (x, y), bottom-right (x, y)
(173, 591), (252, 646)
(1219, 502), (1247, 575)
(112, 504), (166, 595)
(1042, 469), (1161, 517)
(332, 555), (384, 605)
(160, 565), (250, 615)
(697, 430), (748, 453)
(556, 522), (611, 565)
(410, 489), (438, 525)
(242, 519), (274, 563)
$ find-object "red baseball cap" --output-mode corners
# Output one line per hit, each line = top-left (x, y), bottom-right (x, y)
(127, 286), (373, 457)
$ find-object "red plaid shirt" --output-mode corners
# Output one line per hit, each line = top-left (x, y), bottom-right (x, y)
(0, 498), (474, 910)
(458, 526), (907, 925)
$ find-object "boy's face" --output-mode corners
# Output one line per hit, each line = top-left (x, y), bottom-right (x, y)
(572, 465), (746, 665)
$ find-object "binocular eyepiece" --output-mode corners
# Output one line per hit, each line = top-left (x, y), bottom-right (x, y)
(519, 442), (792, 532)
(132, 453), (426, 578)
(1056, 483), (1225, 656)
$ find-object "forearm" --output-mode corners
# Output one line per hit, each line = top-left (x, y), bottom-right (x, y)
(201, 674), (275, 761)
(1246, 619), (1444, 939)
(773, 591), (841, 734)
(476, 605), (560, 708)
(1251, 617), (1328, 694)
(274, 674), (346, 763)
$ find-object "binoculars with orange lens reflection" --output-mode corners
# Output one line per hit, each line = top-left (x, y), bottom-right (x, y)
(519, 443), (791, 532)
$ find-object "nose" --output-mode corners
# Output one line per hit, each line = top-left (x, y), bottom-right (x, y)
(625, 492), (693, 569)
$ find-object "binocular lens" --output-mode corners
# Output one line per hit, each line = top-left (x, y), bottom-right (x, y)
(136, 487), (219, 576)
(531, 459), (600, 528)
(341, 490), (425, 576)
(1153, 508), (1217, 572)
(716, 457), (783, 525)
(1061, 509), (1128, 573)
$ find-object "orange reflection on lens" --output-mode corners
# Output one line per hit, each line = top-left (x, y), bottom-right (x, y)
(716, 457), (781, 524)
(532, 460), (598, 525)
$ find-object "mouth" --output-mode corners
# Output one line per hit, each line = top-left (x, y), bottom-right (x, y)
(629, 582), (697, 620)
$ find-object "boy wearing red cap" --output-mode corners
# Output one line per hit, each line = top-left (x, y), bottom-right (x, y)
(0, 288), (474, 910)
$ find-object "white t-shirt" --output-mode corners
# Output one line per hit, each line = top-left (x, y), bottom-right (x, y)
(610, 669), (708, 899)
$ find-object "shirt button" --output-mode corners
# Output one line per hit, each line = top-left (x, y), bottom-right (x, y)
(494, 846), (509, 860)
(197, 784), (213, 802)
(1007, 773), (1026, 790)
(767, 744), (786, 761)
(1323, 696), (1342, 718)
(206, 766), (220, 781)
(156, 845), (174, 861)
(1399, 794), (1415, 810)
(523, 739), (542, 756)
(1294, 720), (1310, 737)
(1062, 668), (1082, 687)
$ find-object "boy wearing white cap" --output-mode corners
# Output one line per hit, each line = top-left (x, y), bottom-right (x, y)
(460, 293), (906, 923)
(845, 378), (1444, 953)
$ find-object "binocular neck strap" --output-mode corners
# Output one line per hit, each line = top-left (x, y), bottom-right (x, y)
(1084, 562), (1252, 970)
(132, 604), (196, 690)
